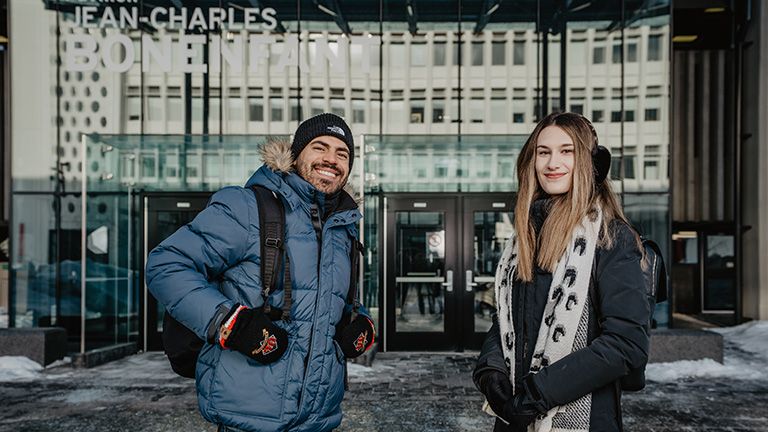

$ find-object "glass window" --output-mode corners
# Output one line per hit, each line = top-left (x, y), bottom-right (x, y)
(411, 43), (426, 67)
(352, 100), (365, 123)
(311, 98), (324, 116)
(612, 43), (621, 63)
(492, 41), (505, 66)
(453, 42), (461, 66)
(513, 41), (525, 65)
(624, 156), (636, 179)
(330, 98), (345, 117)
(470, 99), (484, 123)
(625, 96), (637, 122)
(627, 42), (638, 62)
(248, 98), (263, 121)
(645, 108), (659, 121)
(645, 95), (661, 121)
(410, 100), (425, 123)
(450, 97), (460, 122)
(127, 96), (141, 121)
(644, 160), (659, 179)
(472, 42), (484, 66)
(570, 102), (584, 115)
(290, 99), (301, 122)
(648, 35), (662, 61)
(433, 42), (446, 66)
(593, 46), (605, 64)
(513, 112), (525, 123)
(432, 99), (445, 123)
(270, 98), (283, 122)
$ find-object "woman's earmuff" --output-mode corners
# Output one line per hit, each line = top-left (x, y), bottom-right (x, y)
(580, 114), (611, 183)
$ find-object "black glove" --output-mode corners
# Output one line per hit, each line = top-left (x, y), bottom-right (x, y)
(336, 315), (375, 358)
(502, 392), (539, 429)
(501, 375), (547, 429)
(477, 371), (513, 418)
(221, 306), (288, 364)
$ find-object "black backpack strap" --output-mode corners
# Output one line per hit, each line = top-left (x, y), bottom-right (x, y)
(347, 239), (364, 320)
(251, 185), (291, 320)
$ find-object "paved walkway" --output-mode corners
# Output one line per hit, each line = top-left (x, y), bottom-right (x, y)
(1, 351), (767, 432)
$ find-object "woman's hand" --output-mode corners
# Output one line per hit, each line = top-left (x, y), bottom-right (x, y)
(477, 371), (513, 417)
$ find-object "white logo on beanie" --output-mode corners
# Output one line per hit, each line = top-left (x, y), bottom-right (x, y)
(327, 125), (345, 137)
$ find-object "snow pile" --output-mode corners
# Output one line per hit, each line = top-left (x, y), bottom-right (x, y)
(646, 321), (768, 383)
(0, 356), (43, 382)
(711, 320), (768, 360)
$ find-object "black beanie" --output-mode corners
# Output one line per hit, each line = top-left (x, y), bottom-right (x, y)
(291, 113), (355, 169)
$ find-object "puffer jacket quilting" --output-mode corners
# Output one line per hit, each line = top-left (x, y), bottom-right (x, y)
(145, 140), (363, 432)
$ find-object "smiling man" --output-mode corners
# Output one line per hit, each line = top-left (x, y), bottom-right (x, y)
(146, 113), (375, 432)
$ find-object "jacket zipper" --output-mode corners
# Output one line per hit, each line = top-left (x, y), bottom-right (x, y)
(293, 200), (324, 424)
(521, 281), (528, 382)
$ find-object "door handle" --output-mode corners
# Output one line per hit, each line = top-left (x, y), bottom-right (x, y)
(441, 270), (454, 292)
(465, 270), (478, 292)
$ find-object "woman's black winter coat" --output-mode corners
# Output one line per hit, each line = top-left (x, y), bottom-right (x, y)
(473, 220), (650, 432)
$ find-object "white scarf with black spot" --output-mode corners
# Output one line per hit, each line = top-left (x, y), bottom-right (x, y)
(493, 208), (602, 432)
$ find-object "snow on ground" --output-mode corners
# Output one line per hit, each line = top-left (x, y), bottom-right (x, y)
(646, 320), (768, 383)
(711, 320), (768, 359)
(0, 356), (43, 381)
(347, 360), (397, 382)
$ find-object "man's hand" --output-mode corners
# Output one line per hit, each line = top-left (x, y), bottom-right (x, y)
(220, 305), (288, 364)
(477, 371), (513, 418)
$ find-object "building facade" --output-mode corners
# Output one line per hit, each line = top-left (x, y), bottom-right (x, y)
(4, 0), (764, 355)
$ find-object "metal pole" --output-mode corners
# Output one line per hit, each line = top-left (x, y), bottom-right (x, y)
(734, 42), (743, 325)
(80, 134), (87, 354)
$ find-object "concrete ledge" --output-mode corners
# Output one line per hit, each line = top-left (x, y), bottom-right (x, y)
(0, 327), (68, 366)
(72, 342), (138, 368)
(649, 329), (723, 363)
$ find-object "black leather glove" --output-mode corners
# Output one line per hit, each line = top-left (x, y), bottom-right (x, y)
(502, 375), (548, 429)
(477, 371), (513, 418)
(220, 305), (288, 364)
(336, 315), (375, 358)
(502, 392), (539, 429)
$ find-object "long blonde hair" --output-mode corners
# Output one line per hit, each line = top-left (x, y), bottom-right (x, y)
(514, 112), (635, 282)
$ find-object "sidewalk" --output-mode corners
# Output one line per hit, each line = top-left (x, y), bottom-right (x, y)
(1, 345), (767, 431)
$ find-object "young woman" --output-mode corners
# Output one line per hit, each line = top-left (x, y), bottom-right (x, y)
(473, 112), (650, 432)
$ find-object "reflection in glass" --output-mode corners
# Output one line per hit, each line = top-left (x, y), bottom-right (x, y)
(395, 212), (445, 333)
(473, 211), (514, 332)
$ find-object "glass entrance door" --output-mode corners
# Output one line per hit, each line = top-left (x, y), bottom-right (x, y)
(385, 197), (459, 350)
(462, 196), (515, 350)
(384, 194), (514, 351)
(143, 193), (211, 351)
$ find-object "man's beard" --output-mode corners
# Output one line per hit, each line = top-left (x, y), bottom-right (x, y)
(297, 161), (348, 194)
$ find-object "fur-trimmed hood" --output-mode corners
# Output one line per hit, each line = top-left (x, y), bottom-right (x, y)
(258, 138), (294, 173)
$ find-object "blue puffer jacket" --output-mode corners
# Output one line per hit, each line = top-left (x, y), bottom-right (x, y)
(145, 140), (365, 432)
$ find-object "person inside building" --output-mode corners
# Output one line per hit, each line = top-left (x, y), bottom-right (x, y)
(146, 113), (375, 432)
(473, 112), (650, 432)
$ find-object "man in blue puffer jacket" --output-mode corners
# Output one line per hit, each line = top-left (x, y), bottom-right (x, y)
(146, 113), (375, 432)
